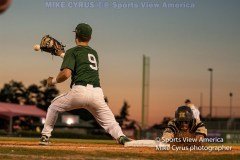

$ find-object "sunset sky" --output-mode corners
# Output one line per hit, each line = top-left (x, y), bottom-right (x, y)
(0, 0), (240, 125)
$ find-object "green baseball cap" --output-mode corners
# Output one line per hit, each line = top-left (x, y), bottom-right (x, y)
(74, 23), (92, 37)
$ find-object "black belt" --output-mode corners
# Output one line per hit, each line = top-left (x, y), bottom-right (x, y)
(74, 82), (100, 88)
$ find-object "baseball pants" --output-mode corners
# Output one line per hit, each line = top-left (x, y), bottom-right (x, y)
(41, 84), (125, 140)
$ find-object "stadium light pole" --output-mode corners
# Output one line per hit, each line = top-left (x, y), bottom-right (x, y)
(229, 92), (233, 118)
(208, 68), (213, 118)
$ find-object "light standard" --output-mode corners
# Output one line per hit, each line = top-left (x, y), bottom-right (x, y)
(208, 68), (213, 118)
(229, 92), (233, 118)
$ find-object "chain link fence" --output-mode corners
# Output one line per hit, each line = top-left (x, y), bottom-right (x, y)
(199, 106), (240, 118)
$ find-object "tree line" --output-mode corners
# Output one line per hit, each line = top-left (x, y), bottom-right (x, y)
(0, 80), (140, 130)
(0, 80), (58, 111)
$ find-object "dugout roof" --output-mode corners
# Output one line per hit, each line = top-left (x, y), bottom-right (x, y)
(0, 102), (46, 118)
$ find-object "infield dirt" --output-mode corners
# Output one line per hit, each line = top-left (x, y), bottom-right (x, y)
(0, 137), (239, 160)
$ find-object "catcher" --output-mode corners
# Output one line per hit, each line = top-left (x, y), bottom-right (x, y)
(38, 23), (131, 145)
(162, 106), (207, 143)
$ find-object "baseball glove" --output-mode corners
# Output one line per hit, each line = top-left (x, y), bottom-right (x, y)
(40, 35), (65, 56)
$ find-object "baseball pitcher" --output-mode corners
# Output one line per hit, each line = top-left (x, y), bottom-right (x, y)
(38, 23), (131, 145)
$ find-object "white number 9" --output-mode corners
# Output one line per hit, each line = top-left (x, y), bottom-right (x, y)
(88, 54), (98, 70)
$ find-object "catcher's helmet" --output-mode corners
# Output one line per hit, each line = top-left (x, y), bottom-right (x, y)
(175, 106), (194, 122)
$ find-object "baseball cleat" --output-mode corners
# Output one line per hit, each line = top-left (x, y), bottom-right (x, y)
(39, 135), (51, 146)
(118, 136), (132, 145)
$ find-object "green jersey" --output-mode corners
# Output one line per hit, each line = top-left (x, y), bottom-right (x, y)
(61, 46), (100, 88)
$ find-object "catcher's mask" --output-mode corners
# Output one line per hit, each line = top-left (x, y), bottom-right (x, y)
(175, 106), (194, 129)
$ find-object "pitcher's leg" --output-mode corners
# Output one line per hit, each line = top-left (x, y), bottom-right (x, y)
(41, 106), (59, 137)
(89, 101), (125, 140)
(41, 93), (71, 138)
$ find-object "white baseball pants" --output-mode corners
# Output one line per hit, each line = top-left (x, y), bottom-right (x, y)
(41, 84), (124, 140)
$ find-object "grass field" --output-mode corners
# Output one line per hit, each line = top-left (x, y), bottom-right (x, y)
(0, 137), (239, 160)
